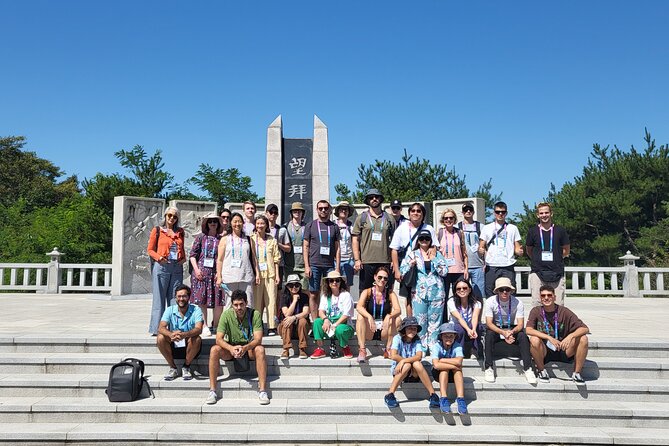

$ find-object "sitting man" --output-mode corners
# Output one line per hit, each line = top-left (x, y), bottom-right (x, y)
(483, 277), (536, 384)
(156, 284), (203, 381)
(206, 289), (270, 405)
(526, 285), (589, 384)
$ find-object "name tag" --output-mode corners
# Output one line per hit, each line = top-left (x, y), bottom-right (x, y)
(259, 262), (268, 271)
(546, 340), (557, 351)
(231, 258), (242, 268)
(203, 258), (214, 268)
(500, 334), (507, 340)
(541, 252), (554, 262)
(174, 339), (186, 348)
(320, 246), (331, 256)
(293, 246), (303, 254)
(425, 275), (437, 286)
(445, 258), (456, 266)
(371, 232), (382, 242)
(375, 320), (383, 330)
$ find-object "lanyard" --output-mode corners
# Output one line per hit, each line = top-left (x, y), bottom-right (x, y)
(457, 302), (472, 323)
(327, 294), (339, 318)
(541, 306), (559, 338)
(494, 222), (508, 248)
(338, 223), (350, 244)
(443, 229), (456, 257)
(239, 310), (253, 341)
(372, 287), (385, 320)
(370, 212), (385, 233)
(407, 223), (423, 250)
(204, 235), (217, 259)
(317, 221), (331, 247)
(290, 222), (303, 245)
(255, 235), (267, 262)
(229, 234), (242, 259)
(496, 296), (512, 328)
(539, 225), (554, 252)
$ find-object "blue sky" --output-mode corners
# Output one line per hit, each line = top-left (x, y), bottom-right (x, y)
(2, 1), (668, 217)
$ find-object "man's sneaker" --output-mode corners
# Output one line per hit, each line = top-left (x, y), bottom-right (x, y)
(205, 390), (217, 405)
(484, 367), (495, 383)
(267, 329), (277, 337)
(428, 393), (440, 408)
(310, 347), (326, 359)
(258, 390), (270, 405)
(342, 345), (353, 359)
(202, 325), (212, 337)
(357, 348), (366, 363)
(280, 349), (290, 359)
(572, 372), (585, 384)
(384, 392), (399, 408)
(181, 366), (193, 381)
(299, 349), (308, 359)
(164, 367), (178, 381)
(456, 397), (468, 415)
(538, 369), (550, 383)
(525, 368), (538, 384)
(439, 396), (451, 413)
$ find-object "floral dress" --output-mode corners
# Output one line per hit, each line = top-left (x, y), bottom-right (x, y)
(189, 233), (224, 307)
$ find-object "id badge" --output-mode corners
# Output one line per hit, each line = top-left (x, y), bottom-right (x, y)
(541, 252), (554, 262)
(231, 258), (242, 268)
(500, 334), (506, 340)
(546, 340), (557, 351)
(259, 262), (268, 272)
(174, 339), (186, 348)
(371, 232), (382, 242)
(426, 275), (437, 286)
(203, 258), (214, 268)
(445, 258), (456, 267)
(375, 320), (383, 331)
(320, 246), (331, 256)
(293, 246), (303, 254)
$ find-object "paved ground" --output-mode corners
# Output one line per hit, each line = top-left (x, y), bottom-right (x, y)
(6, 294), (668, 342)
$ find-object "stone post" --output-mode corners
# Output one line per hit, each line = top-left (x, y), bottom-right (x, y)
(265, 115), (284, 223)
(312, 115), (330, 209)
(45, 247), (62, 294)
(619, 250), (641, 298)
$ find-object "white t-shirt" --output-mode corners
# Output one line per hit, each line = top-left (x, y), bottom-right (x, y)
(447, 298), (482, 322)
(389, 221), (440, 252)
(318, 291), (354, 326)
(480, 222), (521, 267)
(483, 295), (524, 328)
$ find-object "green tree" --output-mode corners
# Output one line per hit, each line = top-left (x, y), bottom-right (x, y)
(334, 149), (501, 218)
(515, 129), (669, 266)
(189, 164), (260, 208)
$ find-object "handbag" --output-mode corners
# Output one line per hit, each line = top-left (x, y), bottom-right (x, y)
(401, 263), (418, 290)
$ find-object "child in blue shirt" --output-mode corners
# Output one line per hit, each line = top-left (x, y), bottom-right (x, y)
(384, 316), (439, 409)
(431, 322), (467, 414)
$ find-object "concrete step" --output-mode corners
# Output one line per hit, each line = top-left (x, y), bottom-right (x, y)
(1, 373), (668, 402)
(1, 396), (668, 429)
(0, 422), (667, 445)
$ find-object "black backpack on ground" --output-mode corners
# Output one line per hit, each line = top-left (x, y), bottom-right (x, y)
(106, 358), (153, 402)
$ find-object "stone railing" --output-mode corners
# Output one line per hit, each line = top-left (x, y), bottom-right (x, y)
(0, 248), (112, 294)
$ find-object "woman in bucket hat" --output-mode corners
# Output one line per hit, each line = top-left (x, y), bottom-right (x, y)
(384, 316), (439, 409)
(310, 271), (355, 359)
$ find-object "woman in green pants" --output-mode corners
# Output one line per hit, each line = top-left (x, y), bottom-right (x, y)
(310, 271), (355, 359)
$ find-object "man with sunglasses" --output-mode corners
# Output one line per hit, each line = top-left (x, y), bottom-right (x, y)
(389, 199), (407, 224)
(482, 277), (535, 384)
(303, 200), (341, 320)
(458, 203), (485, 299)
(526, 285), (589, 384)
(478, 201), (523, 298)
(352, 189), (397, 292)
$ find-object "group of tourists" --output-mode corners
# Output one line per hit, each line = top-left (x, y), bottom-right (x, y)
(148, 194), (590, 413)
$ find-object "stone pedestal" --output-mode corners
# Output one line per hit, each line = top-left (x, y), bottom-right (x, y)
(432, 198), (486, 228)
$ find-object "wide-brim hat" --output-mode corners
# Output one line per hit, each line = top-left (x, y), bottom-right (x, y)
(364, 188), (384, 205)
(493, 277), (516, 294)
(399, 316), (422, 333)
(290, 202), (305, 212)
(334, 201), (354, 215)
(321, 270), (345, 286)
(200, 212), (224, 233)
(285, 274), (302, 286)
(438, 322), (457, 335)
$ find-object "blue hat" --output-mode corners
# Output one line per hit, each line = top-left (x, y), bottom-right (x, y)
(438, 322), (458, 335)
(399, 316), (422, 333)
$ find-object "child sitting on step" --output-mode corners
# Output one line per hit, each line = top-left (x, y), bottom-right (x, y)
(431, 322), (468, 414)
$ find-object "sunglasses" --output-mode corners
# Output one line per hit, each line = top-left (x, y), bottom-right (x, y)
(443, 216), (455, 221)
(207, 220), (219, 224)
(455, 287), (469, 291)
(463, 208), (474, 213)
(417, 237), (430, 242)
(328, 278), (341, 284)
(376, 276), (389, 281)
(391, 207), (401, 211)
(494, 210), (507, 215)
(498, 287), (512, 293)
(409, 209), (422, 214)
(166, 214), (177, 219)
(540, 293), (554, 297)
(221, 215), (230, 219)
(369, 195), (381, 200)
(287, 283), (301, 289)
(267, 210), (278, 215)
(318, 207), (330, 211)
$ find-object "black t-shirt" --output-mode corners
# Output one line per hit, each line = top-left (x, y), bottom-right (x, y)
(304, 219), (340, 268)
(526, 225), (569, 275)
(279, 292), (310, 322)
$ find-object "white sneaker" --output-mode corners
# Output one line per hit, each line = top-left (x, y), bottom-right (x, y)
(258, 390), (270, 405)
(202, 325), (212, 337)
(484, 367), (495, 383)
(181, 367), (193, 380)
(205, 390), (218, 405)
(525, 369), (538, 384)
(164, 367), (178, 381)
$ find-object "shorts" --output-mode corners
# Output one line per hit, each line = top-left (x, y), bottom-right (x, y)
(372, 329), (382, 341)
(171, 338), (202, 360)
(431, 368), (455, 383)
(308, 265), (334, 292)
(544, 348), (574, 364)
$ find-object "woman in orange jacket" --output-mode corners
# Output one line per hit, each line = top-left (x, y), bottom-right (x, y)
(147, 206), (186, 335)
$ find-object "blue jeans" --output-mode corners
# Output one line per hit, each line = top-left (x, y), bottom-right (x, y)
(149, 261), (183, 334)
(469, 267), (485, 300)
(339, 259), (354, 287)
(308, 265), (334, 292)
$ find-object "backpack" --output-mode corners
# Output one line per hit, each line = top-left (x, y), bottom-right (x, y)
(105, 358), (152, 402)
(457, 221), (481, 236)
(359, 211), (396, 241)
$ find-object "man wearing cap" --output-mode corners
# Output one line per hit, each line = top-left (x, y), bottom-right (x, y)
(389, 199), (407, 224)
(431, 322), (467, 414)
(278, 202), (308, 290)
(352, 188), (397, 292)
(478, 201), (524, 298)
(482, 277), (536, 384)
(335, 201), (355, 287)
(526, 285), (589, 384)
(458, 202), (485, 299)
(525, 202), (570, 307)
(303, 200), (341, 320)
